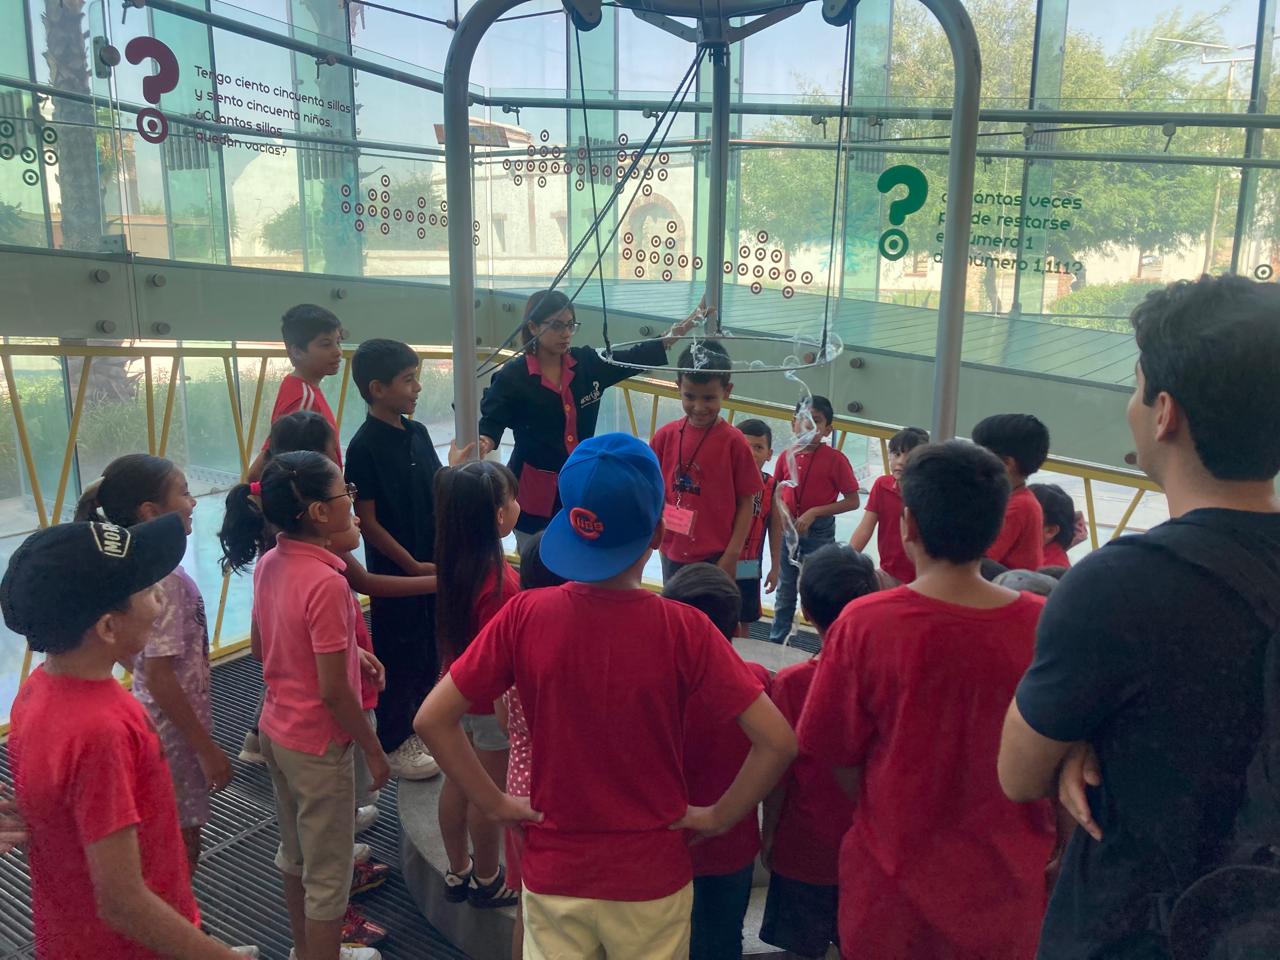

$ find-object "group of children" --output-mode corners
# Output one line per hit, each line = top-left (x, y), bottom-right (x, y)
(2, 298), (1088, 960)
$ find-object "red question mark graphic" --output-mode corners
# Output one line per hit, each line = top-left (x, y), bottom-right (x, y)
(125, 37), (180, 144)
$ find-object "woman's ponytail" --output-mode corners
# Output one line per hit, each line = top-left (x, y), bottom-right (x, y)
(218, 483), (269, 574)
(73, 477), (106, 522)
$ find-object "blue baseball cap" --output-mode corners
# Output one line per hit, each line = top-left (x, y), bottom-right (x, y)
(540, 433), (665, 583)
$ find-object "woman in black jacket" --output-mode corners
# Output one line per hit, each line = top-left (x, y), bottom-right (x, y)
(478, 289), (703, 546)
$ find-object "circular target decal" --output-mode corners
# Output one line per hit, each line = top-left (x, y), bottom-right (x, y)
(662, 270), (673, 282)
(1254, 263), (1274, 281)
(537, 176), (547, 188)
(574, 179), (584, 191)
(418, 212), (427, 223)
(750, 281), (762, 295)
(678, 255), (689, 269)
(355, 219), (365, 232)
(753, 265), (765, 278)
(623, 232), (634, 245)
(604, 165), (612, 178)
(136, 108), (168, 144)
(665, 237), (675, 250)
(651, 236), (661, 248)
(356, 202), (365, 215)
(540, 129), (550, 142)
(723, 261), (733, 274)
(417, 227), (426, 239)
(0, 120), (14, 138)
(619, 133), (629, 146)
(771, 249), (783, 263)
(503, 159), (511, 170)
(782, 286), (795, 299)
(0, 144), (14, 160)
(474, 235), (480, 246)
(380, 222), (390, 235)
(693, 256), (703, 269)
(552, 146), (561, 158)
(368, 188), (378, 201)
(739, 245), (750, 258)
(393, 209), (402, 221)
(578, 146), (587, 158)
(417, 196), (427, 208)
(342, 201), (352, 214)
(20, 147), (36, 164)
(642, 184), (653, 196)
(514, 175), (523, 186)
(622, 248), (632, 260)
(785, 269), (796, 283)
(756, 230), (769, 244)
(635, 265), (645, 278)
(22, 169), (38, 186)
(341, 184), (352, 197)
(657, 169), (668, 181)
(381, 191), (390, 203)
(380, 174), (391, 187)
(41, 148), (56, 166)
(41, 126), (57, 145)
(755, 248), (767, 262)
(537, 161), (546, 173)
(441, 201), (448, 212)
(366, 207), (378, 220)
(617, 151), (627, 163)
(430, 214), (438, 225)
(769, 267), (780, 280)
(659, 152), (669, 164)
(441, 215), (448, 226)
(664, 253), (674, 266)
(801, 271), (814, 284)
(527, 146), (536, 157)
(737, 263), (749, 276)
(381, 206), (390, 218)
(666, 221), (677, 234)
(540, 145), (549, 158)
(877, 228), (908, 260)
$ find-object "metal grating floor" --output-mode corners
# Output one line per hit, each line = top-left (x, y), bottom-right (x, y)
(0, 655), (468, 960)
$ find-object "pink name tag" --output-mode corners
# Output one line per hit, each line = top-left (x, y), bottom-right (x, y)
(663, 504), (696, 536)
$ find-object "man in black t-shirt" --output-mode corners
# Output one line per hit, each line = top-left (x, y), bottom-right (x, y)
(997, 274), (1280, 960)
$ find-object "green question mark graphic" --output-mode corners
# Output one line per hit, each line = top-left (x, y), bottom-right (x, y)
(877, 164), (929, 261)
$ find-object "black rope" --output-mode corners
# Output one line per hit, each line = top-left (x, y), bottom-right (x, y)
(818, 21), (852, 361)
(575, 25), (613, 355)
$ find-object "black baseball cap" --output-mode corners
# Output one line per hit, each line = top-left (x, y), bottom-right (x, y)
(1, 514), (188, 652)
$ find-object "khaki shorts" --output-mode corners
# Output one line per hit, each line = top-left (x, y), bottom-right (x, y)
(462, 710), (510, 752)
(522, 883), (693, 960)
(261, 733), (356, 922)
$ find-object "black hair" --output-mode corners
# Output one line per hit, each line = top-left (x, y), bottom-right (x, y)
(1029, 483), (1075, 549)
(900, 440), (1010, 564)
(662, 562), (740, 641)
(74, 454), (180, 527)
(888, 426), (930, 456)
(352, 338), (419, 405)
(1132, 275), (1280, 481)
(737, 418), (772, 448)
(797, 395), (835, 426)
(521, 290), (576, 350)
(518, 529), (567, 591)
(268, 409), (335, 459)
(219, 451), (339, 573)
(434, 460), (519, 662)
(971, 413), (1050, 478)
(676, 339), (732, 388)
(28, 596), (134, 656)
(798, 544), (878, 633)
(281, 303), (342, 351)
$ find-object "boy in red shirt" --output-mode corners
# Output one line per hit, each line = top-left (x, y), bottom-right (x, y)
(415, 432), (796, 960)
(1030, 482), (1076, 570)
(797, 441), (1056, 959)
(651, 341), (762, 584)
(760, 544), (878, 959)
(3, 515), (247, 960)
(662, 562), (772, 960)
(973, 413), (1051, 571)
(736, 419), (782, 636)
(768, 395), (861, 643)
(850, 426), (929, 584)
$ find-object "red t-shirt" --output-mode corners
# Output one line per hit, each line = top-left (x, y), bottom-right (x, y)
(774, 442), (860, 517)
(986, 485), (1045, 571)
(353, 596), (377, 710)
(684, 660), (771, 877)
(741, 473), (776, 565)
(11, 668), (199, 959)
(265, 373), (341, 467)
(651, 418), (763, 563)
(449, 583), (764, 901)
(769, 658), (855, 886)
(797, 587), (1055, 958)
(1041, 541), (1071, 569)
(866, 474), (914, 584)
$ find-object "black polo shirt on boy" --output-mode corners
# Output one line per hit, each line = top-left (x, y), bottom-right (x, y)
(478, 339), (667, 534)
(1016, 509), (1280, 959)
(345, 413), (443, 753)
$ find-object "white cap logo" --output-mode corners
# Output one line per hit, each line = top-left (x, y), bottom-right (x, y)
(91, 522), (131, 559)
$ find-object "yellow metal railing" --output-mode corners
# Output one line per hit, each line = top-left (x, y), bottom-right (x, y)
(0, 340), (1161, 727)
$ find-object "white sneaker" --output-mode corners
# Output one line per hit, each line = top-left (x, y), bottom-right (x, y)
(238, 730), (265, 765)
(387, 736), (440, 781)
(229, 949), (259, 958)
(289, 948), (380, 960)
(354, 804), (379, 834)
(353, 841), (371, 864)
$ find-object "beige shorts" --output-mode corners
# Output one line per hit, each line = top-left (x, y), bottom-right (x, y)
(522, 883), (693, 960)
(260, 733), (356, 922)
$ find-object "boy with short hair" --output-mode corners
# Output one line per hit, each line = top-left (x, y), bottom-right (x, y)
(663, 562), (773, 960)
(972, 413), (1051, 571)
(798, 441), (1055, 958)
(345, 338), (444, 781)
(415, 433), (796, 960)
(736, 418), (782, 636)
(850, 426), (928, 585)
(651, 342), (763, 583)
(3, 515), (246, 960)
(1029, 482), (1075, 569)
(760, 544), (878, 960)
(768, 395), (861, 644)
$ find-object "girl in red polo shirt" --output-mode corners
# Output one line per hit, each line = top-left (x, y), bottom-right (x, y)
(434, 461), (523, 910)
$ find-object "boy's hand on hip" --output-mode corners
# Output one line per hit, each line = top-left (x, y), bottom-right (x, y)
(669, 804), (726, 843)
(1058, 742), (1103, 841)
(484, 793), (544, 831)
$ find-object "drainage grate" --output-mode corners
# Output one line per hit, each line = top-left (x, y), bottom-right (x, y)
(0, 655), (468, 960)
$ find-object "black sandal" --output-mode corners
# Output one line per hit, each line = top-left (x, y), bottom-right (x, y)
(468, 864), (519, 909)
(444, 858), (474, 903)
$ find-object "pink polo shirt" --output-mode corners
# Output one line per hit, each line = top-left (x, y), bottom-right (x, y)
(254, 535), (362, 756)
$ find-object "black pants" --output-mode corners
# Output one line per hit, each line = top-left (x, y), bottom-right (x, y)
(691, 864), (755, 960)
(368, 595), (436, 753)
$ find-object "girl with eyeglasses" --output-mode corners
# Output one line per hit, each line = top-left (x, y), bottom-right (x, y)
(478, 289), (704, 550)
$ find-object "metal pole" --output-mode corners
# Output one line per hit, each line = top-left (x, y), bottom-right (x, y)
(444, 0), (527, 451)
(704, 39), (731, 332)
(920, 0), (981, 441)
(1231, 0), (1277, 273)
